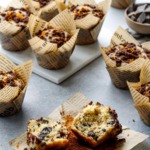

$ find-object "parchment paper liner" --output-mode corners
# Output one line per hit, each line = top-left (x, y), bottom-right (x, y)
(9, 92), (149, 150)
(24, 0), (65, 21)
(56, 0), (111, 45)
(111, 0), (132, 9)
(28, 10), (79, 70)
(101, 26), (149, 89)
(0, 0), (34, 51)
(0, 53), (32, 117)
(127, 59), (150, 126)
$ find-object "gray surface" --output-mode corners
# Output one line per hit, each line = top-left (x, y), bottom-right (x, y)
(0, 6), (150, 150)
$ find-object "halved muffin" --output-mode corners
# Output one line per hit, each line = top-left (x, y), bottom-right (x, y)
(71, 102), (122, 147)
(27, 117), (69, 150)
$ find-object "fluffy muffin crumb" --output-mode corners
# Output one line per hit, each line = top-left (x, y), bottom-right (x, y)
(71, 102), (122, 147)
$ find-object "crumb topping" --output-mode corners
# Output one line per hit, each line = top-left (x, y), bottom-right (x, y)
(137, 82), (150, 98)
(70, 4), (104, 20)
(33, 0), (54, 8)
(36, 26), (71, 47)
(0, 71), (24, 91)
(0, 7), (31, 29)
(106, 43), (148, 67)
(72, 102), (122, 142)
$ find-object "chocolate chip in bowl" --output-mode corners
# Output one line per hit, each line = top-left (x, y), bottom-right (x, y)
(125, 3), (150, 34)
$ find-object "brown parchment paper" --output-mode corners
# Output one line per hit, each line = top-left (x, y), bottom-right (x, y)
(24, 0), (65, 21)
(0, 0), (33, 51)
(28, 10), (79, 70)
(101, 26), (149, 89)
(0, 53), (32, 117)
(9, 92), (149, 150)
(56, 0), (111, 45)
(127, 59), (150, 126)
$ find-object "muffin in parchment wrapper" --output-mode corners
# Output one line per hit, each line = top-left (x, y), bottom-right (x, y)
(28, 10), (79, 70)
(127, 58), (150, 126)
(101, 26), (150, 89)
(111, 0), (133, 9)
(0, 53), (32, 117)
(56, 0), (111, 45)
(24, 0), (66, 21)
(0, 0), (35, 51)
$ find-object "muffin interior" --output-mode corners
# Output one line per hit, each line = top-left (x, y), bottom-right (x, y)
(27, 118), (69, 148)
(72, 102), (122, 143)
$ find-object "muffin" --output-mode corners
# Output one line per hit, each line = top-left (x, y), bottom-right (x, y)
(0, 53), (32, 117)
(127, 59), (150, 126)
(0, 6), (31, 51)
(101, 26), (150, 89)
(27, 0), (66, 21)
(71, 102), (122, 147)
(56, 0), (111, 45)
(28, 10), (79, 70)
(27, 117), (69, 150)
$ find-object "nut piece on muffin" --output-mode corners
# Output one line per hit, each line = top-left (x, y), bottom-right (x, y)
(0, 71), (24, 91)
(0, 7), (31, 29)
(27, 117), (70, 150)
(106, 43), (148, 67)
(71, 102), (122, 147)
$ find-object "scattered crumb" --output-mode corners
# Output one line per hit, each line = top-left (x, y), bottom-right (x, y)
(133, 119), (135, 122)
(0, 143), (2, 147)
(127, 134), (130, 136)
(16, 143), (19, 149)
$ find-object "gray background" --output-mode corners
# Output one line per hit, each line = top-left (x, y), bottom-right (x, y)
(0, 3), (150, 150)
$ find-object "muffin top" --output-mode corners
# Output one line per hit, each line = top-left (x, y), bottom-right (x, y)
(106, 43), (148, 67)
(33, 0), (54, 8)
(0, 7), (31, 29)
(36, 26), (71, 48)
(0, 71), (24, 91)
(137, 82), (150, 98)
(69, 4), (104, 20)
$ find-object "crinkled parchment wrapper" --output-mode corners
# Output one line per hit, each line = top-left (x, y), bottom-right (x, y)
(56, 0), (111, 45)
(0, 53), (32, 117)
(24, 0), (65, 21)
(9, 92), (148, 149)
(101, 26), (149, 89)
(111, 0), (132, 9)
(0, 0), (33, 51)
(28, 10), (79, 70)
(127, 58), (150, 126)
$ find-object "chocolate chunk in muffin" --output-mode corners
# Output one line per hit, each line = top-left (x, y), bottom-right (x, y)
(106, 43), (148, 67)
(0, 71), (24, 91)
(36, 26), (71, 47)
(69, 4), (104, 20)
(137, 82), (150, 98)
(0, 7), (31, 29)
